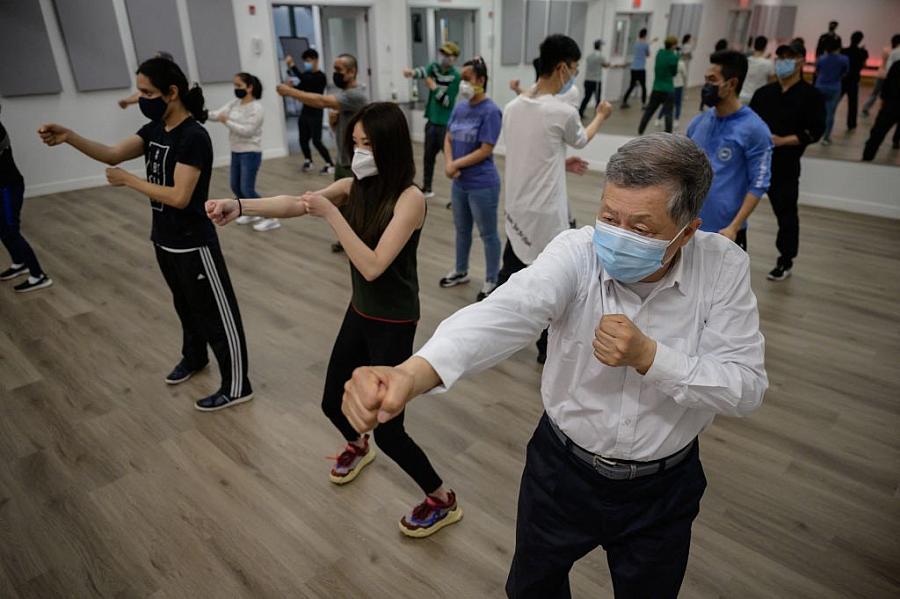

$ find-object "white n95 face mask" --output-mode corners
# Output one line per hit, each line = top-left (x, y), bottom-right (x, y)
(351, 149), (378, 179)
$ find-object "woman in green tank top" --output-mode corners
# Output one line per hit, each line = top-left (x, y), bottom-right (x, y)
(205, 102), (462, 538)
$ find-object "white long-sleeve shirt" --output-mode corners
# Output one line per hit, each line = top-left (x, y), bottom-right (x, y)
(416, 227), (767, 461)
(209, 99), (264, 153)
(502, 94), (588, 265)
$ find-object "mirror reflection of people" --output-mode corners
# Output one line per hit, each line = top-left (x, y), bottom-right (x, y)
(815, 36), (849, 145)
(342, 133), (767, 599)
(862, 58), (900, 160)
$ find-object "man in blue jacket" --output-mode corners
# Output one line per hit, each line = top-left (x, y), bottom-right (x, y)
(687, 50), (772, 251)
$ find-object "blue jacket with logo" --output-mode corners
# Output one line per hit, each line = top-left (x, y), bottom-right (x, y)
(686, 106), (772, 232)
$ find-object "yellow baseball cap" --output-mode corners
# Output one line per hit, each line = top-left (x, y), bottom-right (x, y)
(440, 42), (461, 57)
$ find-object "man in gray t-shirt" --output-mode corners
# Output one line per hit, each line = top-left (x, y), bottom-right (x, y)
(276, 53), (368, 177)
(580, 39), (612, 118)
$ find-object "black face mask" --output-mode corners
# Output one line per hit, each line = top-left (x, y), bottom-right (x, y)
(332, 72), (347, 89)
(700, 83), (722, 107)
(234, 88), (248, 99)
(138, 96), (168, 121)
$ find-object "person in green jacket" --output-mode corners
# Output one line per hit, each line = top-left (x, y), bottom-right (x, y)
(639, 36), (680, 134)
(403, 41), (461, 197)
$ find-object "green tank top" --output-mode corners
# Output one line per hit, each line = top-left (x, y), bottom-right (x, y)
(350, 225), (422, 322)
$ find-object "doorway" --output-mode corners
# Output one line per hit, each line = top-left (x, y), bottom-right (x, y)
(271, 4), (372, 157)
(406, 6), (477, 105)
(608, 12), (652, 100)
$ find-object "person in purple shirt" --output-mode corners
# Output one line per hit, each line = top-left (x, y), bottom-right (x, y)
(816, 36), (850, 144)
(440, 56), (503, 303)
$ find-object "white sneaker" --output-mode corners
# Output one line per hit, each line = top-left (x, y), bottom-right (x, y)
(674, 119), (680, 129)
(655, 118), (663, 128)
(236, 215), (261, 225)
(423, 190), (435, 199)
(476, 280), (497, 301)
(253, 218), (281, 232)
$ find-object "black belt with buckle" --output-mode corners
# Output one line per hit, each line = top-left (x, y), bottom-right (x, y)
(547, 416), (694, 481)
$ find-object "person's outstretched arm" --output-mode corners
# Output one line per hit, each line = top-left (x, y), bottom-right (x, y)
(206, 177), (352, 223)
(342, 229), (585, 432)
(38, 123), (143, 165)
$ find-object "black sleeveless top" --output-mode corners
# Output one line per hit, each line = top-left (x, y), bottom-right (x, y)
(349, 199), (424, 322)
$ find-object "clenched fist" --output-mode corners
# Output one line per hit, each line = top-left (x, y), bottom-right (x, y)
(205, 198), (240, 226)
(37, 123), (70, 146)
(342, 366), (413, 433)
(596, 100), (613, 119)
(592, 314), (657, 374)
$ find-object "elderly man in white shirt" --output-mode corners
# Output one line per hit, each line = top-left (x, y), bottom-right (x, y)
(342, 133), (767, 598)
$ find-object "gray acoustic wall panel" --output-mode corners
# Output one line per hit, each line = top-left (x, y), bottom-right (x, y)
(125, 0), (188, 69)
(548, 0), (568, 36)
(186, 0), (242, 83)
(525, 0), (548, 63)
(568, 2), (588, 51)
(500, 0), (525, 65)
(53, 0), (131, 91)
(0, 0), (62, 96)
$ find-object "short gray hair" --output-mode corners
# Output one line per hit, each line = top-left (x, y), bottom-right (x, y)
(604, 133), (713, 226)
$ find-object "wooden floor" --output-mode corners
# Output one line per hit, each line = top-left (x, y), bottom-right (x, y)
(1, 146), (899, 598)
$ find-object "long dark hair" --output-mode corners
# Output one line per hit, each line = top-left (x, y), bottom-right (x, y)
(342, 102), (416, 246)
(136, 57), (208, 123)
(236, 72), (263, 99)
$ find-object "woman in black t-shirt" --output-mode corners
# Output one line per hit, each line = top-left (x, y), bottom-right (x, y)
(206, 102), (462, 538)
(38, 58), (252, 412)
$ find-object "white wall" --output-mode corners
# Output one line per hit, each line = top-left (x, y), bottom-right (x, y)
(7, 0), (287, 198)
(5, 0), (898, 219)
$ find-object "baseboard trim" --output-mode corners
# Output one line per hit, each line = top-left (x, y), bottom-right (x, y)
(25, 147), (289, 198)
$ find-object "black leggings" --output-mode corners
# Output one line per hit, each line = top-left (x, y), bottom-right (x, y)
(0, 183), (43, 277)
(298, 113), (332, 165)
(321, 306), (443, 494)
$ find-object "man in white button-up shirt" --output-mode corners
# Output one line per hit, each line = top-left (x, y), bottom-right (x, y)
(342, 134), (768, 598)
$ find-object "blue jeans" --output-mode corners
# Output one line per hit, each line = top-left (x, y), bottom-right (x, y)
(451, 182), (501, 282)
(230, 151), (262, 199)
(818, 85), (841, 140)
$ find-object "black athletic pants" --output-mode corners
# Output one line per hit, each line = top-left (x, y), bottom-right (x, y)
(505, 415), (706, 599)
(768, 159), (801, 266)
(638, 90), (674, 134)
(497, 240), (548, 357)
(154, 243), (250, 398)
(321, 306), (443, 494)
(578, 80), (602, 117)
(298, 112), (332, 165)
(622, 69), (647, 106)
(423, 122), (446, 192)
(862, 101), (900, 161)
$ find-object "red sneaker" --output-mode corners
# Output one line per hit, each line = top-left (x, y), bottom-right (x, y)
(329, 434), (376, 485)
(399, 490), (463, 538)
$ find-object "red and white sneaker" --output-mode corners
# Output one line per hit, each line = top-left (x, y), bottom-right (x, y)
(329, 434), (376, 485)
(399, 490), (463, 538)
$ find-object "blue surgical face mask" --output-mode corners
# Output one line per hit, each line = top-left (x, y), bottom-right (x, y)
(303, 61), (313, 72)
(775, 58), (796, 79)
(559, 65), (576, 95)
(592, 219), (687, 283)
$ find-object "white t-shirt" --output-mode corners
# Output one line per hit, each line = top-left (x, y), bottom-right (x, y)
(502, 93), (588, 264)
(741, 55), (774, 102)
